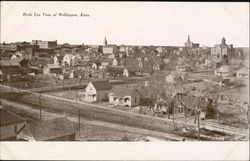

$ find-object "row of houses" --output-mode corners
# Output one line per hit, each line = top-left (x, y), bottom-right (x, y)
(214, 65), (248, 79)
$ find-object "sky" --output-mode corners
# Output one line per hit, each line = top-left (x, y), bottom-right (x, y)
(1, 2), (249, 47)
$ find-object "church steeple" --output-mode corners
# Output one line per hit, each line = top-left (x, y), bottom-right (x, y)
(187, 35), (191, 42)
(104, 36), (107, 46)
(221, 37), (226, 45)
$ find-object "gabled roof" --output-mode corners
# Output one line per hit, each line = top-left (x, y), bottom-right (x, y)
(91, 80), (112, 91)
(18, 117), (77, 141)
(110, 87), (140, 97)
(0, 109), (25, 126)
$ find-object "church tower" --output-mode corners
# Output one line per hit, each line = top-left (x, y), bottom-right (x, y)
(221, 37), (226, 45)
(104, 36), (107, 46)
(187, 35), (191, 42)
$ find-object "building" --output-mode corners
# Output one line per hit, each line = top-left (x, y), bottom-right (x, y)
(82, 80), (112, 102)
(32, 40), (57, 49)
(103, 45), (117, 54)
(211, 37), (233, 61)
(92, 62), (101, 70)
(236, 66), (249, 79)
(17, 117), (78, 141)
(53, 55), (64, 65)
(62, 54), (77, 66)
(0, 109), (26, 141)
(214, 65), (232, 77)
(43, 64), (62, 75)
(165, 72), (189, 84)
(0, 60), (23, 81)
(184, 35), (199, 48)
(102, 37), (118, 54)
(109, 87), (141, 107)
(123, 68), (130, 77)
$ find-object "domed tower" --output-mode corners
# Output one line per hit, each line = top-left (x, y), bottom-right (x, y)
(104, 36), (107, 46)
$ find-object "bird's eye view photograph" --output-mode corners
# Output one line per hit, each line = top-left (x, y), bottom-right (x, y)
(0, 1), (249, 160)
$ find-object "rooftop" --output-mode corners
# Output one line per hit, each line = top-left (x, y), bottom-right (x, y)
(0, 109), (25, 127)
(110, 87), (140, 97)
(18, 117), (77, 141)
(91, 80), (112, 91)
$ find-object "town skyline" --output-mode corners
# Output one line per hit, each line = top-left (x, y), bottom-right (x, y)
(1, 2), (249, 47)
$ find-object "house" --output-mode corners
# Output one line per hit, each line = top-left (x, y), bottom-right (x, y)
(166, 72), (189, 84)
(92, 62), (101, 70)
(17, 117), (78, 141)
(236, 66), (248, 79)
(62, 54), (77, 66)
(112, 58), (119, 66)
(211, 77), (230, 86)
(0, 60), (23, 81)
(123, 68), (130, 77)
(0, 109), (26, 141)
(82, 80), (112, 102)
(155, 46), (163, 53)
(214, 66), (232, 77)
(43, 64), (62, 76)
(99, 61), (111, 70)
(107, 53), (115, 59)
(109, 87), (141, 107)
(53, 55), (64, 65)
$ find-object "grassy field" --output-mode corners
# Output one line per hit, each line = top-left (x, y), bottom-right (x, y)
(218, 104), (248, 129)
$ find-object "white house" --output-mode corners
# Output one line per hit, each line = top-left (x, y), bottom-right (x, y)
(123, 68), (129, 77)
(112, 58), (119, 66)
(109, 87), (141, 107)
(92, 62), (101, 70)
(82, 80), (112, 102)
(62, 54), (77, 66)
(215, 66), (231, 77)
(236, 66), (248, 79)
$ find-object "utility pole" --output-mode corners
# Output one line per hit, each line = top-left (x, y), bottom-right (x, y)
(78, 109), (81, 137)
(197, 110), (200, 141)
(173, 104), (175, 124)
(39, 92), (42, 121)
(76, 87), (78, 103)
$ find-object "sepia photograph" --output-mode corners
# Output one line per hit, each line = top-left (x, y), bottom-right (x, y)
(0, 1), (249, 160)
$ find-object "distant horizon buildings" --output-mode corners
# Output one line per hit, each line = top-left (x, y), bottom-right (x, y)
(0, 36), (249, 48)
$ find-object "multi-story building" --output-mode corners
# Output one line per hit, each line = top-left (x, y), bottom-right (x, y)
(211, 37), (233, 61)
(32, 40), (57, 49)
(184, 35), (200, 48)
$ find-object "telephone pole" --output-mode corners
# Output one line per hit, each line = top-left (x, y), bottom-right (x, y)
(78, 109), (81, 137)
(197, 110), (200, 141)
(76, 87), (78, 103)
(39, 92), (42, 121)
